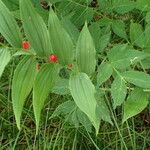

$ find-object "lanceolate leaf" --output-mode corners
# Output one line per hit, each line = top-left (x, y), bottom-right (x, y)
(0, 0), (22, 47)
(33, 63), (59, 134)
(97, 62), (113, 86)
(69, 73), (100, 134)
(111, 75), (127, 108)
(76, 23), (96, 75)
(0, 48), (11, 78)
(20, 0), (52, 57)
(122, 71), (150, 89)
(123, 88), (149, 123)
(48, 9), (74, 65)
(12, 56), (37, 130)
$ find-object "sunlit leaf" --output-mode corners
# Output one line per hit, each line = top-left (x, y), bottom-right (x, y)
(123, 88), (149, 122)
(12, 56), (37, 129)
(69, 72), (100, 134)
(97, 62), (113, 86)
(76, 23), (96, 75)
(33, 63), (59, 134)
(111, 75), (127, 108)
(20, 0), (52, 57)
(122, 71), (150, 89)
(48, 8), (74, 65)
(0, 0), (22, 47)
(0, 48), (11, 78)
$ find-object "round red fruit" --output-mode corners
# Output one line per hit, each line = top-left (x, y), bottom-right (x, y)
(22, 41), (30, 50)
(48, 54), (58, 63)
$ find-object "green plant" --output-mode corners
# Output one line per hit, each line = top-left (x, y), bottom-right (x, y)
(1, 0), (150, 149)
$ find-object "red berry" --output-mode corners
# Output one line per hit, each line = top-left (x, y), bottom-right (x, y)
(22, 41), (30, 50)
(48, 54), (58, 63)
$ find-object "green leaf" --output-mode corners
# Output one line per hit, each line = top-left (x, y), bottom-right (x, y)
(107, 44), (148, 69)
(111, 75), (127, 108)
(108, 44), (129, 69)
(130, 22), (145, 48)
(112, 20), (127, 40)
(52, 78), (70, 95)
(0, 48), (11, 78)
(89, 22), (101, 51)
(122, 71), (150, 89)
(2, 0), (19, 11)
(76, 23), (96, 75)
(48, 8), (74, 65)
(76, 108), (92, 132)
(61, 17), (79, 44)
(99, 31), (111, 52)
(95, 91), (112, 124)
(20, 0), (52, 57)
(12, 56), (37, 129)
(123, 88), (149, 122)
(136, 0), (150, 11)
(89, 22), (111, 52)
(33, 63), (59, 134)
(50, 100), (76, 119)
(144, 24), (150, 48)
(69, 73), (100, 134)
(0, 0), (22, 47)
(97, 62), (113, 86)
(146, 12), (150, 24)
(112, 0), (135, 14)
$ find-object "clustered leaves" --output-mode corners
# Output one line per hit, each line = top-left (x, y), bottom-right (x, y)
(0, 0), (150, 135)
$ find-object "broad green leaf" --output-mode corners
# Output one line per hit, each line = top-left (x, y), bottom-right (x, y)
(112, 0), (135, 14)
(130, 22), (145, 48)
(108, 44), (129, 69)
(123, 88), (149, 122)
(97, 62), (113, 86)
(12, 56), (37, 129)
(33, 63), (59, 134)
(112, 20), (127, 40)
(20, 0), (52, 57)
(0, 0), (22, 47)
(0, 48), (11, 78)
(107, 44), (148, 69)
(69, 73), (100, 134)
(122, 71), (150, 89)
(136, 0), (150, 11)
(48, 8), (74, 65)
(111, 75), (127, 108)
(76, 23), (96, 75)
